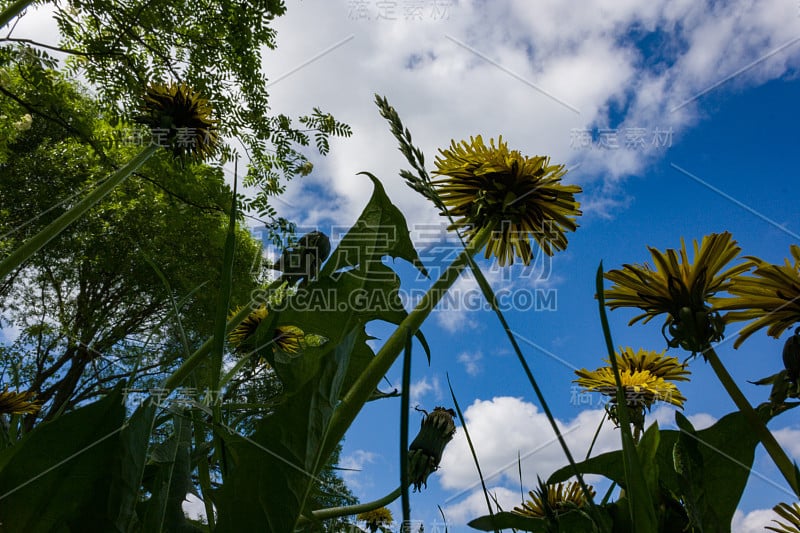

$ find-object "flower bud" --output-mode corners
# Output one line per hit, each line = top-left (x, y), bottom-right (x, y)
(782, 328), (800, 383)
(407, 407), (456, 491)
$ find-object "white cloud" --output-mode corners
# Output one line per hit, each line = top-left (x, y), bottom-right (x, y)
(253, 0), (800, 229)
(457, 351), (483, 376)
(732, 508), (778, 533)
(438, 397), (623, 492)
(182, 493), (211, 523)
(13, 1), (799, 229)
(442, 485), (520, 526)
(438, 397), (718, 496)
(339, 449), (379, 491)
(409, 375), (442, 405)
(772, 426), (800, 460)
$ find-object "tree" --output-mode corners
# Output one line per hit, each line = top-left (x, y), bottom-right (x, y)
(0, 0), (352, 220)
(0, 61), (263, 424)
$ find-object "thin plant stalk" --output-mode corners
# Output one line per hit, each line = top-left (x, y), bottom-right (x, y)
(704, 345), (800, 497)
(597, 263), (657, 531)
(0, 144), (158, 280)
(210, 162), (238, 476)
(466, 257), (600, 518)
(447, 375), (498, 533)
(400, 333), (412, 527)
(305, 486), (402, 523)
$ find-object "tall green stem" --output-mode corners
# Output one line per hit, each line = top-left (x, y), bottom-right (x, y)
(0, 0), (35, 29)
(320, 227), (493, 463)
(0, 144), (158, 281)
(705, 345), (800, 497)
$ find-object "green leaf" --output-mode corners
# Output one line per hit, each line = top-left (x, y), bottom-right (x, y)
(108, 403), (158, 532)
(0, 390), (126, 532)
(673, 412), (707, 532)
(214, 329), (355, 532)
(319, 172), (427, 279)
(468, 509), (599, 532)
(140, 410), (198, 533)
(549, 410), (767, 532)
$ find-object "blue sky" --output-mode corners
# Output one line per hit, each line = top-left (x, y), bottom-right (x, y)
(249, 2), (800, 531)
(9, 0), (800, 531)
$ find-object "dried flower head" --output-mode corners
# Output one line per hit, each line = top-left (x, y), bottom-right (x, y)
(431, 135), (581, 265)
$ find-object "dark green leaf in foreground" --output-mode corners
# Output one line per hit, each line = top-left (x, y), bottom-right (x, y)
(0, 390), (125, 532)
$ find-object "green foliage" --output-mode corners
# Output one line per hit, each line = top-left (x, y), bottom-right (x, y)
(215, 175), (427, 531)
(0, 66), (262, 421)
(545, 410), (771, 532)
(0, 388), (125, 531)
(3, 0), (352, 218)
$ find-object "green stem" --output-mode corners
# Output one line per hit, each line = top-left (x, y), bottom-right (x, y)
(705, 345), (800, 497)
(0, 0), (35, 29)
(190, 374), (216, 530)
(320, 226), (493, 464)
(305, 486), (402, 523)
(0, 144), (158, 281)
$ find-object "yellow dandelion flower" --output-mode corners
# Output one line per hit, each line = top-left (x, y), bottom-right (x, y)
(611, 347), (690, 383)
(513, 480), (595, 518)
(574, 367), (686, 409)
(714, 245), (800, 348)
(431, 135), (582, 266)
(136, 82), (218, 161)
(0, 388), (42, 415)
(766, 502), (800, 533)
(604, 232), (749, 354)
(357, 507), (393, 532)
(228, 305), (270, 349)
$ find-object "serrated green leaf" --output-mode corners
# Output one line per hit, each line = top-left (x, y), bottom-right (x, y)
(320, 172), (427, 279)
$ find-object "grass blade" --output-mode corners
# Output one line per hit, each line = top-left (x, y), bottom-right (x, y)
(596, 262), (657, 531)
(446, 374), (498, 533)
(0, 144), (157, 280)
(400, 331), (412, 527)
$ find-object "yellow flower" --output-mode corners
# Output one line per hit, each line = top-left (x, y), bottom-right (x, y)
(228, 305), (326, 362)
(431, 135), (582, 266)
(0, 388), (42, 415)
(357, 507), (393, 530)
(513, 480), (595, 518)
(228, 305), (270, 348)
(604, 232), (748, 354)
(612, 347), (690, 383)
(576, 348), (688, 434)
(766, 502), (800, 533)
(715, 245), (800, 348)
(136, 82), (218, 161)
(574, 367), (686, 409)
